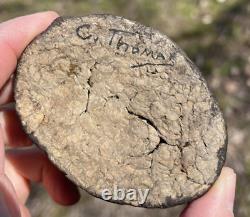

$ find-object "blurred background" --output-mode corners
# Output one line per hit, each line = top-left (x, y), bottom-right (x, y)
(0, 0), (249, 216)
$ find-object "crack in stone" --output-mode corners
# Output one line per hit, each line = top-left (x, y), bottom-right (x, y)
(84, 89), (90, 113)
(80, 61), (98, 115)
(177, 143), (205, 185)
(125, 107), (166, 181)
(126, 107), (168, 146)
(186, 176), (202, 185)
(147, 142), (161, 156)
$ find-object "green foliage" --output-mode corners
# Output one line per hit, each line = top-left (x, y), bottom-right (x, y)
(0, 1), (26, 13)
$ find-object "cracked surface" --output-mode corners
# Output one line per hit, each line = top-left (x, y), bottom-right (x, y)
(14, 15), (227, 208)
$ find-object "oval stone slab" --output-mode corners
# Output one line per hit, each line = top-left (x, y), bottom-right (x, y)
(15, 15), (227, 208)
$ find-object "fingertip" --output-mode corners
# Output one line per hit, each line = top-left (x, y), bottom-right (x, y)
(25, 11), (60, 23)
(9, 11), (60, 48)
(0, 11), (60, 87)
(39, 11), (60, 18)
(212, 167), (236, 198)
(43, 163), (80, 206)
(180, 167), (236, 217)
(221, 167), (236, 176)
(3, 11), (59, 24)
(5, 147), (80, 206)
(55, 177), (80, 206)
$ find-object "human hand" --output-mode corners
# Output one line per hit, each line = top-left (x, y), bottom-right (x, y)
(0, 11), (236, 217)
(0, 12), (80, 217)
(180, 167), (236, 217)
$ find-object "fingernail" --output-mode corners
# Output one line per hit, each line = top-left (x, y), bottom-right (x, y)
(214, 167), (236, 213)
(0, 192), (21, 217)
(224, 169), (236, 212)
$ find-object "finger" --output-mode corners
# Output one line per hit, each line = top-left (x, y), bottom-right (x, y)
(0, 127), (21, 217)
(4, 158), (30, 204)
(6, 147), (80, 206)
(0, 124), (30, 205)
(1, 110), (32, 147)
(0, 11), (59, 88)
(0, 125), (4, 173)
(180, 167), (236, 217)
(0, 176), (21, 217)
(0, 76), (14, 105)
(0, 77), (31, 148)
(19, 204), (31, 217)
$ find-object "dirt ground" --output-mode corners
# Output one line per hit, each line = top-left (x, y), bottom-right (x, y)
(0, 0), (249, 216)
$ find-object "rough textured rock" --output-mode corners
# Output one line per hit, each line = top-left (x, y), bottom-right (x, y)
(14, 15), (227, 208)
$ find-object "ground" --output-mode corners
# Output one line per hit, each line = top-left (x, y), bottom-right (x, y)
(0, 0), (249, 216)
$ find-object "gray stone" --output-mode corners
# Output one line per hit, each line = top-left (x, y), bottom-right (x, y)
(14, 15), (227, 208)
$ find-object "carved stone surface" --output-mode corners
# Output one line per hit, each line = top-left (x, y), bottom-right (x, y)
(15, 15), (227, 208)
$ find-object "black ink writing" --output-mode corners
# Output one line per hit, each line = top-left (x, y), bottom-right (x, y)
(76, 24), (92, 40)
(108, 29), (166, 61)
(109, 29), (135, 45)
(76, 25), (175, 72)
(117, 36), (129, 52)
(131, 62), (174, 68)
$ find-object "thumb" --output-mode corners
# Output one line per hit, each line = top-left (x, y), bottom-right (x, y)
(180, 167), (236, 217)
